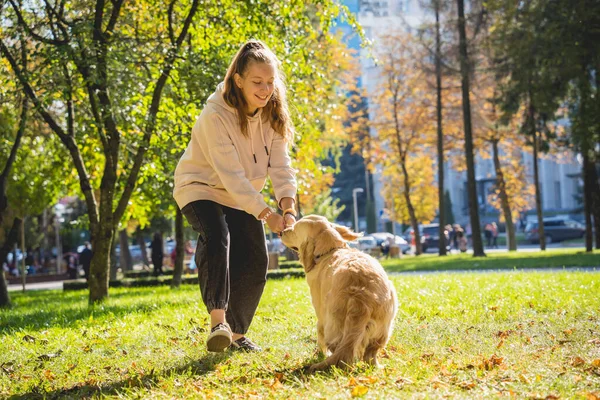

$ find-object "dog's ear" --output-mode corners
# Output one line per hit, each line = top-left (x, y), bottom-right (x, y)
(314, 225), (345, 257)
(332, 223), (363, 242)
(299, 239), (316, 273)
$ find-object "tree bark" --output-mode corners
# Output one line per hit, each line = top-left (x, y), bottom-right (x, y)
(135, 231), (150, 267)
(0, 217), (20, 308)
(530, 106), (546, 251)
(492, 140), (517, 251)
(582, 151), (594, 252)
(171, 207), (184, 288)
(456, 0), (485, 257)
(435, 0), (447, 256)
(590, 162), (600, 249)
(118, 229), (133, 271)
(400, 160), (423, 255)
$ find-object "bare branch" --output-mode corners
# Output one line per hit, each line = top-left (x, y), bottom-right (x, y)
(104, 0), (124, 36)
(0, 38), (99, 226)
(114, 0), (200, 224)
(8, 0), (69, 45)
(168, 0), (177, 44)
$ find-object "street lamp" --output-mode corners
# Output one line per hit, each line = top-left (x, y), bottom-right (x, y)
(54, 204), (65, 274)
(352, 187), (364, 233)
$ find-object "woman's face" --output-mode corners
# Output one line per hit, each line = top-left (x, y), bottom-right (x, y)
(235, 61), (276, 115)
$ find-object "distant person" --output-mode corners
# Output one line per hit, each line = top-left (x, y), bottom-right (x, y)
(78, 242), (93, 281)
(491, 222), (499, 249)
(67, 255), (78, 279)
(149, 232), (164, 277)
(484, 223), (493, 248)
(456, 228), (468, 252)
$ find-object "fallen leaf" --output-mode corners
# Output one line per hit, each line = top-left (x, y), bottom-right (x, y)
(347, 377), (358, 387)
(591, 359), (600, 368)
(458, 381), (476, 390)
(351, 385), (368, 397)
(519, 374), (530, 384)
(563, 329), (574, 336)
(572, 357), (586, 367)
(497, 339), (505, 349)
(22, 335), (36, 343)
(585, 392), (599, 400)
(358, 376), (378, 384)
(37, 352), (61, 361)
(43, 370), (55, 381)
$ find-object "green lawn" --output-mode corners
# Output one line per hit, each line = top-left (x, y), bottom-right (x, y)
(1, 271), (599, 399)
(382, 248), (600, 273)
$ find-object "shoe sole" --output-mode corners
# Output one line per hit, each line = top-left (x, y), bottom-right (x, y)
(207, 333), (232, 352)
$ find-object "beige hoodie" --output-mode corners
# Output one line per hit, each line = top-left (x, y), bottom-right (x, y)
(173, 83), (297, 219)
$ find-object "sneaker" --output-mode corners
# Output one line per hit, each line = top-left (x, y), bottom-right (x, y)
(230, 337), (262, 352)
(206, 323), (232, 352)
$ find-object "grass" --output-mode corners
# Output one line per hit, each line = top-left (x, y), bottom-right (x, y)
(382, 248), (600, 273)
(1, 271), (599, 399)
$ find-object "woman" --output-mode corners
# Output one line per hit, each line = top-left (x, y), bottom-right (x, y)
(173, 40), (297, 352)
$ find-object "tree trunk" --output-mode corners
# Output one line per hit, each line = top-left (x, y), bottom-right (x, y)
(135, 231), (150, 267)
(589, 159), (600, 249)
(171, 207), (184, 288)
(435, 0), (446, 256)
(456, 0), (485, 257)
(582, 151), (594, 252)
(118, 229), (133, 271)
(530, 112), (546, 251)
(88, 221), (114, 304)
(400, 160), (423, 255)
(110, 232), (119, 281)
(492, 140), (517, 251)
(0, 217), (20, 308)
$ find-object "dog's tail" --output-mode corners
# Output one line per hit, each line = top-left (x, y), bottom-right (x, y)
(314, 291), (373, 371)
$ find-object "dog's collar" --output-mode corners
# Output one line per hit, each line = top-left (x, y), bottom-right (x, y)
(314, 246), (347, 263)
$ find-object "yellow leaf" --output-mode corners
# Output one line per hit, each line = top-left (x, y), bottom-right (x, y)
(351, 385), (369, 397)
(592, 359), (600, 368)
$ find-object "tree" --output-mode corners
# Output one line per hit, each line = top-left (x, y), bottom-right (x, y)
(487, 0), (574, 251)
(456, 0), (485, 256)
(471, 70), (534, 251)
(1, 0), (200, 303)
(368, 33), (442, 255)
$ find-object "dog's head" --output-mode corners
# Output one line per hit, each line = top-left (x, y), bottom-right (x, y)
(281, 215), (362, 273)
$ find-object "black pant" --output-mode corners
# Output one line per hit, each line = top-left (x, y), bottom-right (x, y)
(181, 200), (268, 335)
(152, 255), (163, 276)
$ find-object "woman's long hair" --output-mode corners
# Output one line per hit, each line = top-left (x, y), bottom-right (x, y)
(223, 40), (294, 143)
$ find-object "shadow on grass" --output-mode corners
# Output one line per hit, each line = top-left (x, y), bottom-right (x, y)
(0, 291), (193, 335)
(8, 352), (231, 400)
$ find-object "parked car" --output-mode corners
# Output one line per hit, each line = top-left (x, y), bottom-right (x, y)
(525, 218), (585, 244)
(348, 236), (379, 253)
(369, 232), (410, 254)
(403, 223), (448, 253)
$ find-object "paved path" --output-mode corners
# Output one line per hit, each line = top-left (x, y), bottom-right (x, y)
(8, 281), (63, 292)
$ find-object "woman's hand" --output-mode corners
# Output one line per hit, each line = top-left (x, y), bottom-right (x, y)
(283, 213), (296, 228)
(266, 212), (285, 234)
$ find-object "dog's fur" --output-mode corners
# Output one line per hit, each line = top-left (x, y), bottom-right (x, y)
(281, 215), (398, 372)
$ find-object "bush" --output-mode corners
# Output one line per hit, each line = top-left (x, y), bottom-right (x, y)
(63, 269), (306, 291)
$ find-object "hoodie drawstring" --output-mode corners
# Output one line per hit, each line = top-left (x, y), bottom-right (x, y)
(251, 116), (268, 164)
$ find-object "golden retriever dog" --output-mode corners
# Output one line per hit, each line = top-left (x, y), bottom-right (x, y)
(281, 215), (398, 372)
